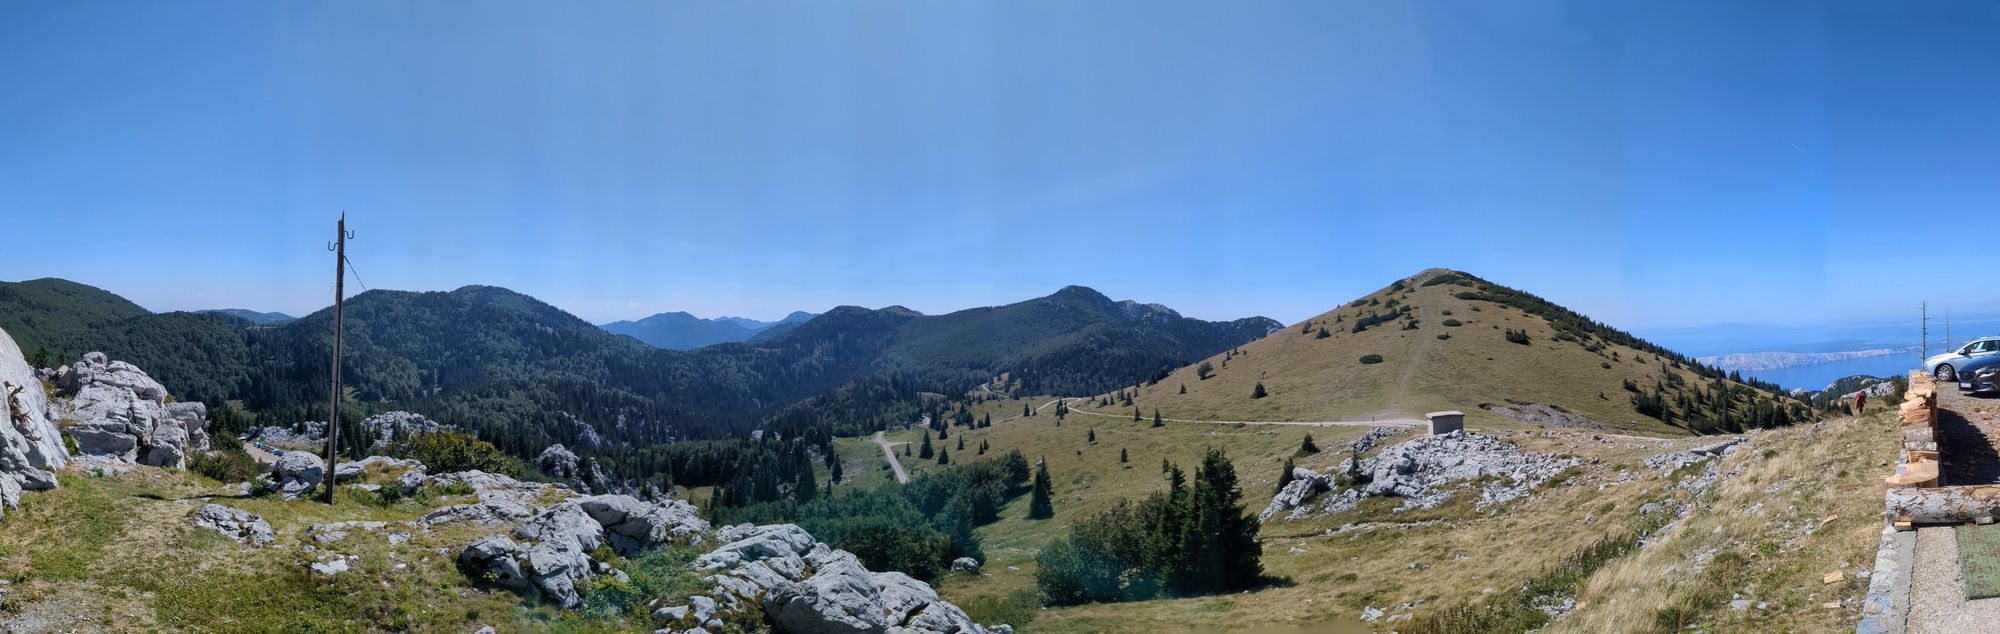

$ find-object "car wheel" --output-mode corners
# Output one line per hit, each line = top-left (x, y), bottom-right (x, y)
(1938, 365), (1957, 381)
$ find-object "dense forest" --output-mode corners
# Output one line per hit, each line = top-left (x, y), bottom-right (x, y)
(0, 278), (1275, 491)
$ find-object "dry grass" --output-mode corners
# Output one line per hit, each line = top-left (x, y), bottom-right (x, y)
(1070, 276), (1779, 437)
(1547, 414), (1894, 633)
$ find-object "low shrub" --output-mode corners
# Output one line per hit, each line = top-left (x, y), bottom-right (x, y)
(1359, 354), (1385, 364)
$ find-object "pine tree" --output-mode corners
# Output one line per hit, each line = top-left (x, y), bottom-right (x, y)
(957, 435), (965, 451)
(904, 442), (912, 456)
(1299, 434), (1319, 455)
(1028, 459), (1055, 519)
(1120, 448), (1129, 463)
(830, 453), (845, 483)
(795, 464), (818, 503)
(920, 430), (935, 459)
(1152, 409), (1163, 428)
(1024, 403), (1033, 417)
(1196, 361), (1215, 380)
(1277, 457), (1296, 494)
(939, 425), (949, 440)
(1252, 383), (1268, 399)
(1087, 429), (1097, 444)
(1178, 383), (1187, 395)
(979, 439), (989, 455)
(937, 447), (950, 465)
(982, 412), (992, 428)
(1132, 406), (1142, 421)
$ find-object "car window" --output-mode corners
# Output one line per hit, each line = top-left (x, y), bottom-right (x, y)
(1977, 341), (1998, 354)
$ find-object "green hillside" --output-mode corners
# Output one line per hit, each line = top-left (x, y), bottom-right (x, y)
(0, 278), (151, 358)
(1077, 269), (1813, 436)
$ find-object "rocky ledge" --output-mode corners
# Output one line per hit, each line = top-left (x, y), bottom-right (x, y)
(1263, 430), (1580, 520)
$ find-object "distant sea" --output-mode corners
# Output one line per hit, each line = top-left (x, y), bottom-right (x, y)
(1736, 354), (1922, 391)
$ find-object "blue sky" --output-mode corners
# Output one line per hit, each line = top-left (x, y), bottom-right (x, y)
(3, 1), (1997, 330)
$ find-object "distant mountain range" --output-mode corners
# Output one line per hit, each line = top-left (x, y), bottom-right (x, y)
(198, 308), (297, 325)
(0, 278), (1279, 455)
(601, 310), (816, 350)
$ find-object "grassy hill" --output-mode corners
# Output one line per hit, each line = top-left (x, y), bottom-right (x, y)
(1071, 269), (1813, 437)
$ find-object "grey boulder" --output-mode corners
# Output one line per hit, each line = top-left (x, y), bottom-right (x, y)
(191, 504), (274, 547)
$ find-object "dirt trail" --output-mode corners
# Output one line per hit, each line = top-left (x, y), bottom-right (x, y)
(872, 431), (910, 484)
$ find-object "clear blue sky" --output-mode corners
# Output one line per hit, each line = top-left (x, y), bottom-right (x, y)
(3, 1), (1997, 329)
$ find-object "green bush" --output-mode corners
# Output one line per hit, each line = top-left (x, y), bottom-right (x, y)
(1441, 319), (1462, 327)
(1359, 354), (1385, 365)
(189, 447), (264, 483)
(387, 431), (520, 477)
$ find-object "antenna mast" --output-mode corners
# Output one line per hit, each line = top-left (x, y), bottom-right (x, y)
(323, 214), (353, 505)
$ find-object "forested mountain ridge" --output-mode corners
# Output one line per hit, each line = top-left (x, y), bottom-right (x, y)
(0, 278), (152, 359)
(197, 308), (296, 325)
(0, 280), (1276, 453)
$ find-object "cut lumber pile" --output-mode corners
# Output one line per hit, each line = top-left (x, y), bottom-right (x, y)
(1886, 371), (1941, 490)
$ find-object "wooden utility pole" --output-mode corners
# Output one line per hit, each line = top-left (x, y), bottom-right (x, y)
(323, 214), (353, 505)
(1921, 302), (1930, 368)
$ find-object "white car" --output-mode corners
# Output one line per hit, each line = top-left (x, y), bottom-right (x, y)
(1927, 337), (2000, 381)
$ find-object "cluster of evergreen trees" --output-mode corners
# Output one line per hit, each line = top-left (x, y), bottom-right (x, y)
(712, 450), (1033, 580)
(1035, 449), (1262, 605)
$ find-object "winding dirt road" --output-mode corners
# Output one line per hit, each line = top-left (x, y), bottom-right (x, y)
(872, 431), (910, 484)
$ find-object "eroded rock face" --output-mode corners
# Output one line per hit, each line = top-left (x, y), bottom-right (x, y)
(0, 327), (66, 518)
(1260, 467), (1335, 521)
(191, 504), (274, 547)
(537, 444), (621, 495)
(48, 352), (211, 469)
(577, 494), (708, 555)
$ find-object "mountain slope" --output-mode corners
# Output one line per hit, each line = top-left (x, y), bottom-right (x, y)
(1087, 269), (1811, 436)
(2, 281), (1278, 448)
(198, 309), (296, 325)
(601, 310), (817, 350)
(0, 278), (151, 356)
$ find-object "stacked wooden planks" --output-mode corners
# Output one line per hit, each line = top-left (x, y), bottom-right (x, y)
(1886, 371), (1941, 489)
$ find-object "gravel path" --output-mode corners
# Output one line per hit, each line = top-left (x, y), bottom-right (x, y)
(872, 431), (910, 484)
(1909, 526), (2000, 633)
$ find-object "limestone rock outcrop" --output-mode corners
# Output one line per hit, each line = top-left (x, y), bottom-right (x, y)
(537, 444), (621, 495)
(358, 411), (452, 449)
(0, 327), (66, 518)
(47, 352), (211, 469)
(271, 451), (326, 498)
(656, 523), (1009, 634)
(190, 504), (274, 547)
(577, 494), (708, 555)
(421, 470), (566, 527)
(1260, 467), (1335, 521)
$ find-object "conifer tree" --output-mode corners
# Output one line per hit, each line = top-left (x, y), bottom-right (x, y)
(979, 439), (989, 455)
(937, 447), (950, 465)
(1120, 448), (1129, 463)
(1028, 459), (1055, 519)
(830, 454), (844, 483)
(1179, 383), (1187, 395)
(1252, 383), (1268, 399)
(1299, 433), (1319, 455)
(957, 435), (965, 451)
(1133, 406), (1142, 422)
(1277, 457), (1295, 494)
(1087, 429), (1097, 444)
(920, 430), (935, 459)
(939, 424), (949, 440)
(1152, 409), (1163, 428)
